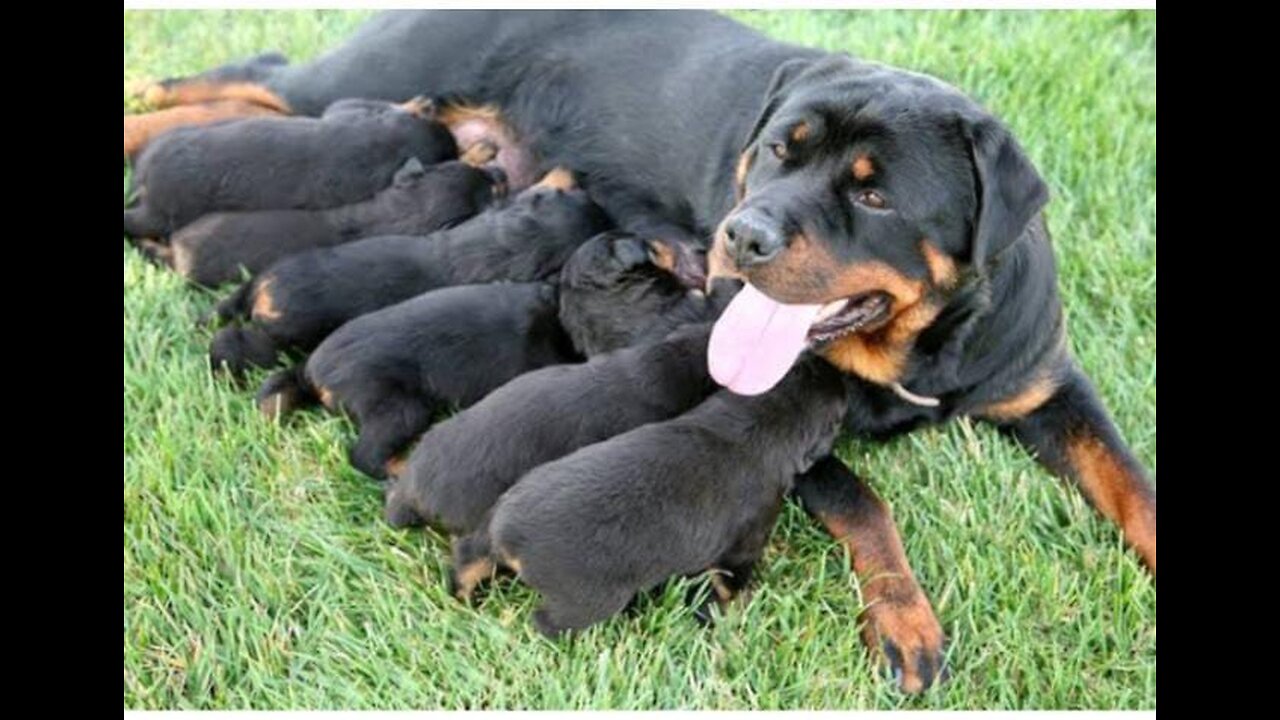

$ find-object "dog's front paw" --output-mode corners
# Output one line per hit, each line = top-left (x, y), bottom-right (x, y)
(861, 592), (947, 694)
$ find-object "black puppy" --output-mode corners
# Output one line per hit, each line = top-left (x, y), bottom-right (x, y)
(124, 96), (457, 237)
(209, 169), (608, 375)
(149, 159), (503, 287)
(256, 282), (578, 479)
(557, 230), (719, 357)
(451, 356), (847, 637)
(384, 318), (730, 535)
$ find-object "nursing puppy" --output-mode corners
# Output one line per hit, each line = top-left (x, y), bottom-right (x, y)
(257, 282), (578, 479)
(209, 169), (607, 376)
(152, 159), (503, 287)
(384, 315), (734, 535)
(123, 96), (457, 238)
(557, 230), (721, 356)
(451, 356), (848, 637)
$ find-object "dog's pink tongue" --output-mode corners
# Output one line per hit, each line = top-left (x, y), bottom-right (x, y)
(708, 282), (822, 396)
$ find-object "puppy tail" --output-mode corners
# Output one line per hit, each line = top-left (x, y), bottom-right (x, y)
(209, 324), (279, 377)
(255, 364), (318, 420)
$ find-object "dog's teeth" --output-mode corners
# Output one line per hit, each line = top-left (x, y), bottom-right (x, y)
(814, 299), (848, 323)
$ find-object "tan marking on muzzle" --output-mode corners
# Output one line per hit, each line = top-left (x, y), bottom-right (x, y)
(920, 240), (958, 289)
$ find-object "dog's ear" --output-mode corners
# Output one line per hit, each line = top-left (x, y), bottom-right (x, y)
(644, 238), (678, 274)
(962, 115), (1049, 264)
(645, 238), (709, 290)
(741, 57), (819, 153)
(393, 157), (427, 187)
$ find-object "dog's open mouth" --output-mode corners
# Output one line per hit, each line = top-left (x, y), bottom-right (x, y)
(707, 283), (894, 396)
(807, 292), (892, 346)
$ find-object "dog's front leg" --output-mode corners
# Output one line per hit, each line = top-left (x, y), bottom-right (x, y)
(980, 362), (1156, 575)
(793, 455), (946, 694)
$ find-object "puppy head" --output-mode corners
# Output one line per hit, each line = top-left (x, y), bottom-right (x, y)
(558, 231), (717, 357)
(383, 158), (507, 219)
(489, 167), (612, 244)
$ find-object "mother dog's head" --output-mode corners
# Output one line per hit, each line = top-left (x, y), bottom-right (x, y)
(708, 55), (1049, 393)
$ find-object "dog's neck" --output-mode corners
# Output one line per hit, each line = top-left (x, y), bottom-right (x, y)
(893, 214), (1066, 412)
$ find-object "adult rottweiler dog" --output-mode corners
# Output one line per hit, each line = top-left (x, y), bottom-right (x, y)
(136, 10), (1155, 693)
(208, 169), (608, 376)
(124, 96), (456, 238)
(151, 158), (503, 287)
(450, 355), (847, 639)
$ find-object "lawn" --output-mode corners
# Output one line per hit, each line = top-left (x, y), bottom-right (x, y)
(123, 9), (1156, 710)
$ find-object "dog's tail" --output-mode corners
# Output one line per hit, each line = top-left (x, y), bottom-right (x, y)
(209, 324), (279, 377)
(255, 364), (318, 420)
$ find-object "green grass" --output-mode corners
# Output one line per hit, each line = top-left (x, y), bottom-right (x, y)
(123, 9), (1156, 710)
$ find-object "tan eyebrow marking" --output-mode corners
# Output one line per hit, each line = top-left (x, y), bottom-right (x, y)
(853, 154), (875, 180)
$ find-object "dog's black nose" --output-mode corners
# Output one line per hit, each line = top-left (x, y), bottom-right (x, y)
(723, 209), (785, 266)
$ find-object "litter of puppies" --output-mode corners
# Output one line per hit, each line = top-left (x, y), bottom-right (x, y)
(124, 96), (846, 640)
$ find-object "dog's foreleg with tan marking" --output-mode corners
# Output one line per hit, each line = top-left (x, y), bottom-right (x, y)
(793, 455), (946, 694)
(984, 363), (1156, 575)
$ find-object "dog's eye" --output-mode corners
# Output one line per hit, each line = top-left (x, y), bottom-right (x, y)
(854, 189), (887, 209)
(768, 142), (788, 160)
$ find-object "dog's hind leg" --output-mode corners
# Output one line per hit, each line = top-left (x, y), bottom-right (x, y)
(449, 526), (499, 602)
(136, 53), (293, 113)
(124, 101), (285, 160)
(793, 455), (946, 695)
(256, 364), (319, 420)
(133, 238), (173, 268)
(348, 395), (434, 480)
(686, 561), (757, 627)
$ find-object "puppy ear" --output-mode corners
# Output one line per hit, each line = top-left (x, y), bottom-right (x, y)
(393, 157), (427, 186)
(963, 116), (1049, 264)
(645, 238), (709, 290)
(644, 238), (678, 274)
